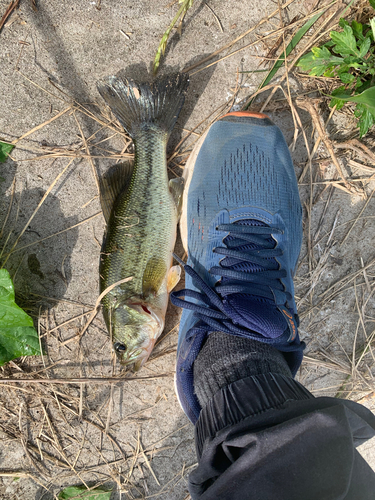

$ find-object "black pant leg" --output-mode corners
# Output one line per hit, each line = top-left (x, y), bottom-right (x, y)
(189, 374), (375, 500)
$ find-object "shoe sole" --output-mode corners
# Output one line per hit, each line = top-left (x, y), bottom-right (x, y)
(179, 111), (270, 253)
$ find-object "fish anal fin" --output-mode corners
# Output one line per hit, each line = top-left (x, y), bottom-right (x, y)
(99, 160), (134, 223)
(142, 257), (167, 298)
(167, 265), (181, 293)
(169, 177), (184, 219)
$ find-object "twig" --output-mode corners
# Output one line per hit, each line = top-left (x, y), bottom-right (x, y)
(0, 0), (20, 33)
(183, 0), (297, 73)
(0, 471), (34, 477)
(16, 70), (66, 102)
(348, 160), (375, 174)
(73, 109), (100, 194)
(12, 107), (73, 145)
(0, 374), (172, 384)
(299, 106), (337, 184)
(78, 276), (133, 339)
(2, 211), (101, 258)
(361, 257), (371, 293)
(205, 2), (224, 32)
(1, 159), (75, 268)
(41, 401), (89, 488)
(341, 189), (375, 246)
(137, 438), (160, 486)
(0, 177), (16, 240)
(335, 139), (375, 164)
(296, 98), (353, 192)
(243, 6), (341, 109)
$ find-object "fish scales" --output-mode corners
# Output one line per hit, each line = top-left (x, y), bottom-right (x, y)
(102, 131), (176, 307)
(97, 73), (189, 370)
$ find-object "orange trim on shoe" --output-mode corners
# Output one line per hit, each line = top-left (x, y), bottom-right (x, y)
(221, 111), (269, 119)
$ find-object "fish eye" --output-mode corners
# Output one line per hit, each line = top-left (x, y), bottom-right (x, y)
(114, 342), (127, 352)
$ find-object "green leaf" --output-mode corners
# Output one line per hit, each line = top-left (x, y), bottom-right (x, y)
(339, 18), (350, 29)
(322, 40), (335, 48)
(356, 104), (374, 137)
(330, 86), (350, 110)
(363, 24), (374, 43)
(330, 86), (375, 136)
(0, 142), (14, 164)
(244, 1), (360, 109)
(332, 85), (375, 114)
(0, 269), (40, 366)
(351, 20), (363, 40)
(359, 35), (371, 58)
(323, 67), (337, 78)
(370, 0), (375, 9)
(342, 55), (363, 68)
(338, 72), (355, 83)
(297, 46), (344, 76)
(356, 78), (366, 88)
(330, 25), (359, 56)
(262, 9), (328, 83)
(356, 80), (374, 93)
(58, 485), (113, 500)
(370, 17), (375, 41)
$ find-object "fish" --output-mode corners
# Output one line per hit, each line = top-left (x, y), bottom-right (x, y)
(97, 72), (189, 371)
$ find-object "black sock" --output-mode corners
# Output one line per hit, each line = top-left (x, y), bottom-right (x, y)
(193, 331), (292, 408)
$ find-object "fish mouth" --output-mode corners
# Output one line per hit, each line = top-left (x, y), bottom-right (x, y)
(131, 338), (157, 371)
(116, 337), (157, 371)
(113, 300), (164, 370)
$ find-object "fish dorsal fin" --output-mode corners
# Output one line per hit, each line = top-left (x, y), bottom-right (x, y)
(169, 177), (184, 219)
(99, 160), (134, 223)
(142, 256), (167, 298)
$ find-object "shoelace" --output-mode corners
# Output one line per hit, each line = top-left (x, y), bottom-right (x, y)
(171, 223), (291, 338)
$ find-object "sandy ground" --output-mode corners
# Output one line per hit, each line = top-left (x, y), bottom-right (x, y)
(0, 0), (375, 498)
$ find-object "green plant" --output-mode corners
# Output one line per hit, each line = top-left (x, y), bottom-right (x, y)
(297, 13), (375, 137)
(58, 485), (113, 500)
(0, 141), (41, 366)
(153, 0), (195, 75)
(243, 7), (329, 109)
(0, 141), (14, 163)
(0, 269), (41, 366)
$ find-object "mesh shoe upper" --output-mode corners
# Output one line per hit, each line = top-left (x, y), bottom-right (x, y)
(171, 114), (305, 423)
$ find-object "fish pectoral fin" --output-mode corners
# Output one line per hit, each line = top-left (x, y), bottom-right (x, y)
(167, 265), (181, 293)
(99, 160), (134, 223)
(169, 177), (184, 219)
(142, 257), (167, 298)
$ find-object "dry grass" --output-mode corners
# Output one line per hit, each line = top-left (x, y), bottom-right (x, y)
(1, 0), (375, 497)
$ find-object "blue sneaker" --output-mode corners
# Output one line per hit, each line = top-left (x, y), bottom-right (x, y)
(170, 111), (305, 423)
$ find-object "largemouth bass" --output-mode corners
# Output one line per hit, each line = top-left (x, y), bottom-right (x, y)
(97, 72), (189, 370)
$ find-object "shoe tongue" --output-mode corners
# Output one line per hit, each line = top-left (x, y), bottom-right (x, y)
(220, 218), (288, 339)
(221, 218), (272, 274)
(224, 294), (288, 339)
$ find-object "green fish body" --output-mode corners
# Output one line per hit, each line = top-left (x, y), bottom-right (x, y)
(97, 73), (189, 370)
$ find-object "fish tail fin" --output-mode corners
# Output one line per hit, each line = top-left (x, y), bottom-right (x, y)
(97, 72), (189, 138)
